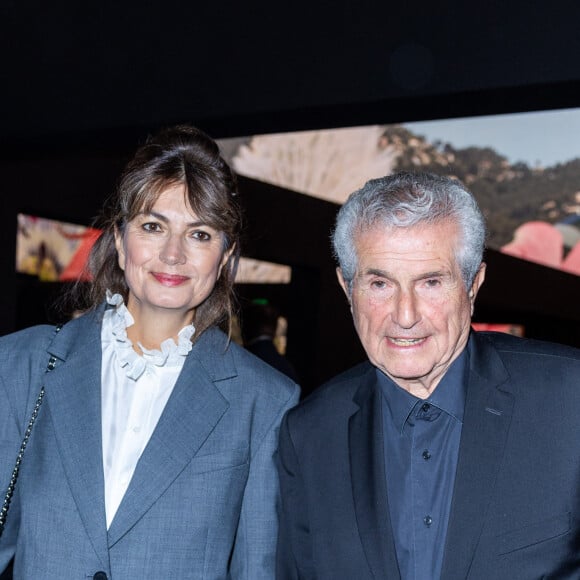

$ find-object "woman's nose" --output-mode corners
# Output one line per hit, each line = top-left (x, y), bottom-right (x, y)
(159, 234), (187, 265)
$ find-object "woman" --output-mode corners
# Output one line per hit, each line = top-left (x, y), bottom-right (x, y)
(0, 126), (300, 579)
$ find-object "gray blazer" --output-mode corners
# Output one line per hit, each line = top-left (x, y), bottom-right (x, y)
(0, 307), (299, 579)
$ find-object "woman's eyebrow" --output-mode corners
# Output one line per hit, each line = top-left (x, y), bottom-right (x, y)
(140, 210), (209, 228)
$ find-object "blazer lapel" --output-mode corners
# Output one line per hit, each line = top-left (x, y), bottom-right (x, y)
(441, 334), (514, 579)
(349, 368), (401, 580)
(107, 328), (232, 546)
(44, 313), (110, 570)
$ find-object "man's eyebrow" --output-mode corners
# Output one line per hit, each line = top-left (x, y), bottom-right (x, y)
(359, 268), (451, 280)
(360, 268), (391, 278)
(417, 270), (449, 279)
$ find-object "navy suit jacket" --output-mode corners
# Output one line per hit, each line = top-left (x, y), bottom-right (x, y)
(0, 307), (299, 579)
(277, 332), (580, 579)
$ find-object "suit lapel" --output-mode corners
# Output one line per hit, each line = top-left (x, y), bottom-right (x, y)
(349, 368), (401, 580)
(441, 334), (514, 579)
(107, 328), (232, 545)
(44, 312), (110, 570)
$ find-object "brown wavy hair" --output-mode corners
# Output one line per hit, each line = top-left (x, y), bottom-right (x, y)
(71, 125), (242, 340)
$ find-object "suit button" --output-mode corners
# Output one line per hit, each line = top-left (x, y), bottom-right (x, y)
(93, 573), (108, 580)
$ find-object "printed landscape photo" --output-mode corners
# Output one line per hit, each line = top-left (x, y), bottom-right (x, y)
(219, 108), (580, 276)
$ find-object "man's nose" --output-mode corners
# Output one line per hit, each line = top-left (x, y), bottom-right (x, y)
(392, 288), (420, 329)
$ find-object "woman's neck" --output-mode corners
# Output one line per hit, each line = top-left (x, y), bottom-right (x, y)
(126, 309), (194, 352)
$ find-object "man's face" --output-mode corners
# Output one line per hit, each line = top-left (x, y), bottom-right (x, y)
(338, 220), (485, 397)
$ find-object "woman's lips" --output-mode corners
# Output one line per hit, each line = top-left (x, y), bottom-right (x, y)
(151, 272), (190, 286)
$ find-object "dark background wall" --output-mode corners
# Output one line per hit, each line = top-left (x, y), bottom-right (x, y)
(2, 1), (580, 394)
(3, 1), (580, 150)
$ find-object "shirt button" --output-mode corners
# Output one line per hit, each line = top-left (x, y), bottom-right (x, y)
(421, 402), (431, 412)
(132, 426), (141, 433)
(422, 450), (431, 460)
(424, 515), (433, 526)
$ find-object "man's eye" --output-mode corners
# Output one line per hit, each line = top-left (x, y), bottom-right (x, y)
(370, 280), (386, 289)
(425, 278), (441, 288)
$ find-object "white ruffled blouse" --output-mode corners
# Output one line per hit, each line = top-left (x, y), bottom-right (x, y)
(100, 292), (195, 528)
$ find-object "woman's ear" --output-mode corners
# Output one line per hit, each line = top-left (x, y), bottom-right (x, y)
(114, 227), (126, 271)
(218, 244), (236, 278)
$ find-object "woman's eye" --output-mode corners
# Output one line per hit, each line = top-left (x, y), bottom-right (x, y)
(192, 230), (211, 242)
(142, 222), (162, 232)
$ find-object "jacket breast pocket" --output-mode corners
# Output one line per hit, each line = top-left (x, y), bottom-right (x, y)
(188, 446), (249, 475)
(496, 512), (571, 556)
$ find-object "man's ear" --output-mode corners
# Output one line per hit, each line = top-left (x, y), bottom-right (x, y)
(336, 268), (351, 302)
(469, 262), (486, 313)
(114, 227), (126, 271)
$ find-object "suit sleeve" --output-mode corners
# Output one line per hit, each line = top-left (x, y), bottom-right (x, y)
(229, 383), (300, 580)
(276, 408), (316, 580)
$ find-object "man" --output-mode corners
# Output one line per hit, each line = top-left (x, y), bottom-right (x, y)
(276, 172), (580, 579)
(241, 299), (301, 384)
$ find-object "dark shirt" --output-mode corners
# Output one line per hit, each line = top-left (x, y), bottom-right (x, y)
(377, 350), (468, 580)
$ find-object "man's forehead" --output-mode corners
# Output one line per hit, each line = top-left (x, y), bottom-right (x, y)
(358, 218), (459, 237)
(356, 221), (459, 251)
(354, 221), (462, 273)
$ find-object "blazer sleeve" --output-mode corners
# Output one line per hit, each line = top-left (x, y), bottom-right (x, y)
(0, 327), (54, 573)
(0, 371), (20, 572)
(276, 408), (316, 580)
(229, 382), (300, 579)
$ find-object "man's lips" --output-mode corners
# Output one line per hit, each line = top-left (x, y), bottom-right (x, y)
(387, 337), (427, 347)
(151, 272), (190, 286)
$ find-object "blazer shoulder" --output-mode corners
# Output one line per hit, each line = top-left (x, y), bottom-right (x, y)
(476, 331), (580, 364)
(196, 327), (299, 408)
(0, 324), (61, 413)
(0, 324), (58, 365)
(319, 360), (374, 392)
(472, 331), (580, 403)
(230, 338), (300, 403)
(288, 360), (373, 418)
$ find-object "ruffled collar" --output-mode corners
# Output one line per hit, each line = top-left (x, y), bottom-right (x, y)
(103, 291), (195, 380)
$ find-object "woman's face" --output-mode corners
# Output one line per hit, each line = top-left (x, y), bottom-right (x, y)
(115, 183), (231, 326)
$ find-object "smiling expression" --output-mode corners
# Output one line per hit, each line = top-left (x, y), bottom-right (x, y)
(115, 184), (230, 328)
(338, 220), (485, 397)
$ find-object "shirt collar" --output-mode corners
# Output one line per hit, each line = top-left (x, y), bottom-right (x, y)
(103, 291), (195, 380)
(376, 348), (469, 433)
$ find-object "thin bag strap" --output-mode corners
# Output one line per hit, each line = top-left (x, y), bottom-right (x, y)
(0, 324), (62, 538)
